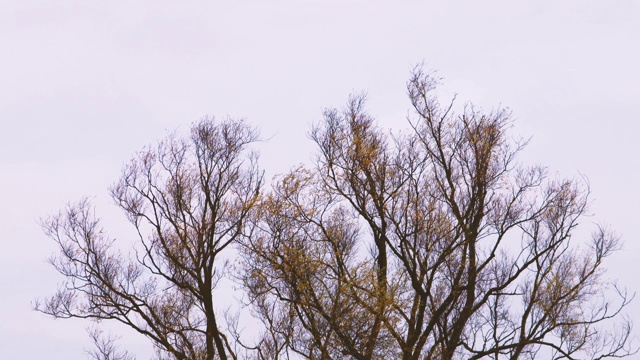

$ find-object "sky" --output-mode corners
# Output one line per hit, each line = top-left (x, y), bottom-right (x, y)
(1, 1), (639, 358)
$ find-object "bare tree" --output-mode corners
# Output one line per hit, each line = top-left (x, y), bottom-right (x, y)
(36, 118), (262, 360)
(38, 69), (634, 360)
(240, 68), (635, 359)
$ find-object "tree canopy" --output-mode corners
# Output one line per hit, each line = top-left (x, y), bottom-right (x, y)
(37, 68), (635, 360)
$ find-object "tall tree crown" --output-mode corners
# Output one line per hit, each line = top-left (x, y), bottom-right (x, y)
(38, 69), (635, 360)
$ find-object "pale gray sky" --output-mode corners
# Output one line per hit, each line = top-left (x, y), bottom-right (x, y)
(1, 1), (639, 358)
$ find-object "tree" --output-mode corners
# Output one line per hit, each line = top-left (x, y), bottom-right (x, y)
(239, 68), (635, 359)
(36, 118), (262, 360)
(38, 68), (634, 360)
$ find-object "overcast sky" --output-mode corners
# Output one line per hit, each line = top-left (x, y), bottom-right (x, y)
(1, 1), (639, 358)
